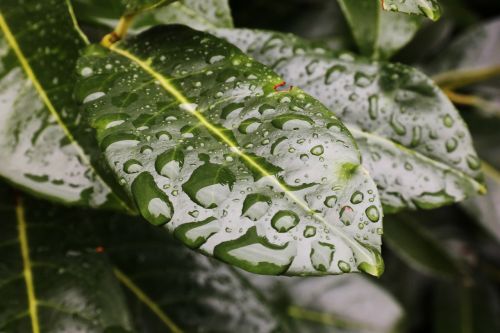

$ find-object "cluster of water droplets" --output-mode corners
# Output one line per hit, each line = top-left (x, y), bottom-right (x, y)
(215, 28), (484, 211)
(75, 26), (383, 275)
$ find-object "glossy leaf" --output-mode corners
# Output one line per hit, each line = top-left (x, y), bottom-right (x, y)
(98, 216), (283, 333)
(75, 25), (384, 276)
(215, 28), (485, 212)
(0, 0), (133, 211)
(338, 0), (421, 59)
(74, 0), (233, 33)
(383, 214), (465, 278)
(0, 185), (133, 332)
(382, 0), (442, 21)
(249, 274), (404, 333)
(136, 0), (234, 30)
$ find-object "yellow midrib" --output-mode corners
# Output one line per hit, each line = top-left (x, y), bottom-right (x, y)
(16, 197), (40, 333)
(0, 11), (133, 213)
(108, 43), (376, 267)
(113, 268), (183, 333)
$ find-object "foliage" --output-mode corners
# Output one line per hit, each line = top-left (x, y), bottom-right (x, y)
(0, 0), (499, 331)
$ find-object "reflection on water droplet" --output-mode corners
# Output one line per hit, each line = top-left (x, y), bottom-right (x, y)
(338, 260), (351, 273)
(124, 159), (142, 174)
(131, 172), (173, 226)
(310, 145), (324, 156)
(303, 226), (316, 238)
(242, 194), (271, 221)
(324, 64), (346, 85)
(339, 206), (354, 225)
(365, 205), (380, 222)
(443, 114), (454, 128)
(310, 241), (335, 272)
(271, 210), (299, 232)
(350, 191), (364, 204)
(445, 138), (458, 153)
(324, 195), (337, 208)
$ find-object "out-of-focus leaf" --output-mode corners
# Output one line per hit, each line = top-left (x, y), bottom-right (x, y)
(461, 164), (500, 242)
(249, 274), (404, 333)
(433, 279), (500, 333)
(74, 0), (233, 34)
(215, 28), (485, 212)
(0, 0), (133, 211)
(337, 0), (421, 59)
(122, 0), (175, 15)
(382, 0), (442, 21)
(383, 215), (465, 278)
(0, 184), (133, 332)
(135, 0), (234, 30)
(75, 25), (384, 276)
(99, 217), (283, 333)
(429, 18), (500, 117)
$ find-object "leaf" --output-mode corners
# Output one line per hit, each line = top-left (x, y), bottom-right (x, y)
(428, 18), (500, 117)
(75, 25), (384, 276)
(0, 0), (133, 211)
(214, 28), (485, 212)
(383, 214), (465, 278)
(248, 274), (404, 333)
(122, 0), (175, 15)
(337, 0), (421, 59)
(381, 0), (442, 21)
(136, 0), (234, 30)
(98, 216), (284, 333)
(74, 0), (233, 33)
(433, 279), (500, 333)
(0, 184), (133, 332)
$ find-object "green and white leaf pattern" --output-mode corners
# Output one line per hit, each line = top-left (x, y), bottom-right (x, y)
(0, 0), (132, 210)
(0, 185), (133, 332)
(215, 28), (485, 212)
(338, 0), (421, 59)
(75, 25), (384, 276)
(381, 0), (441, 21)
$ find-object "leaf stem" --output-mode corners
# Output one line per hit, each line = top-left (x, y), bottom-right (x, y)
(101, 14), (136, 47)
(443, 89), (500, 116)
(287, 305), (371, 330)
(433, 65), (500, 90)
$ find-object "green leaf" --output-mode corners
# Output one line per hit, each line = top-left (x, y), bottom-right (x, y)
(136, 0), (234, 30)
(74, 0), (233, 33)
(122, 0), (175, 15)
(381, 0), (442, 21)
(98, 216), (284, 332)
(0, 0), (134, 211)
(75, 25), (384, 276)
(0, 185), (133, 332)
(249, 274), (404, 333)
(337, 0), (422, 59)
(214, 28), (485, 213)
(383, 214), (465, 278)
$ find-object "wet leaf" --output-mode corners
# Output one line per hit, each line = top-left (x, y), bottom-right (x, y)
(99, 216), (283, 333)
(248, 274), (404, 333)
(0, 0), (133, 211)
(215, 28), (485, 212)
(75, 25), (384, 276)
(74, 0), (233, 33)
(338, 0), (421, 59)
(383, 214), (465, 278)
(381, 0), (442, 21)
(0, 185), (133, 332)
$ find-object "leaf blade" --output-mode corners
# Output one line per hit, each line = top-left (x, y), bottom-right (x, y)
(76, 25), (384, 276)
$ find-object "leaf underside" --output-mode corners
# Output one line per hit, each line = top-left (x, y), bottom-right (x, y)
(75, 25), (384, 276)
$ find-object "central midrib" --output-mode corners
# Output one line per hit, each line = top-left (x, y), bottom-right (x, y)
(107, 42), (376, 267)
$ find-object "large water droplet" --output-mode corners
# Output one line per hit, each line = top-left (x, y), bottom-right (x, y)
(271, 211), (299, 232)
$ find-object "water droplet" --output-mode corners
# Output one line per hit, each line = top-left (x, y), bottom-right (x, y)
(131, 172), (173, 226)
(338, 260), (351, 273)
(124, 159), (142, 174)
(339, 206), (354, 225)
(310, 241), (335, 272)
(445, 138), (458, 153)
(303, 226), (316, 238)
(271, 210), (299, 232)
(443, 114), (454, 128)
(365, 205), (380, 222)
(310, 145), (324, 156)
(350, 191), (364, 204)
(324, 195), (338, 208)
